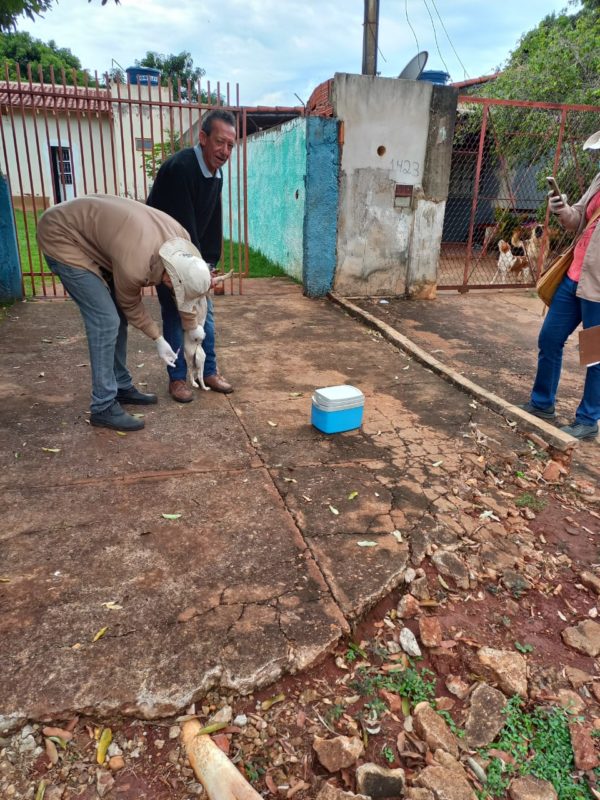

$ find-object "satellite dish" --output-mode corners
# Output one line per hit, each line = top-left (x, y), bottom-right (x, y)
(398, 51), (428, 80)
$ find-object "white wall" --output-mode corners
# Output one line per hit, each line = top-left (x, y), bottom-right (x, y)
(332, 73), (434, 296)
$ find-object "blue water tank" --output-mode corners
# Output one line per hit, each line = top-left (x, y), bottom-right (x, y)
(418, 70), (450, 85)
(126, 67), (161, 86)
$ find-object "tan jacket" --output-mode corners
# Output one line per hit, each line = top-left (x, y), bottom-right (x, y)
(556, 172), (600, 302)
(36, 195), (198, 340)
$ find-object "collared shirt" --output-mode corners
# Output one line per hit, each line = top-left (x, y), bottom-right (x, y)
(194, 144), (222, 180)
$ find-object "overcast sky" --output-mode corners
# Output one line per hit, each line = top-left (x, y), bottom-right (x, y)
(18, 0), (572, 106)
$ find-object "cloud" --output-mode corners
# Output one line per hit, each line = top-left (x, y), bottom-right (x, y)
(18, 0), (572, 104)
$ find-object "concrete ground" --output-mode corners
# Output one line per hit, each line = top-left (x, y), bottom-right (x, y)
(0, 278), (554, 731)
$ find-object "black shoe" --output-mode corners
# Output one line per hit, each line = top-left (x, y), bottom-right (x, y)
(518, 401), (556, 421)
(90, 401), (145, 431)
(560, 422), (599, 440)
(116, 386), (158, 405)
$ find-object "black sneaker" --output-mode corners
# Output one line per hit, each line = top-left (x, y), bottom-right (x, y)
(518, 401), (556, 421)
(116, 386), (158, 405)
(90, 401), (145, 431)
(560, 422), (599, 440)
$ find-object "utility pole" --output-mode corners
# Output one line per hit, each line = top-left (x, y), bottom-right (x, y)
(362, 0), (380, 76)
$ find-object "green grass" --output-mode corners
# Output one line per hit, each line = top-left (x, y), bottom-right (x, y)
(220, 239), (289, 279)
(14, 209), (288, 296)
(13, 208), (59, 297)
(515, 493), (547, 512)
(477, 697), (596, 800)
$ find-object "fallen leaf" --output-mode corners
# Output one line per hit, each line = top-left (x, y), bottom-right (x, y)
(431, 460), (444, 467)
(96, 728), (112, 765)
(136, 363), (145, 368)
(329, 505), (339, 515)
(261, 692), (285, 711)
(267, 420), (278, 427)
(391, 530), (403, 543)
(357, 540), (378, 547)
(35, 781), (46, 800)
(92, 626), (108, 642)
(252, 436), (258, 443)
(265, 774), (278, 794)
(438, 575), (450, 590)
(38, 371), (45, 378)
(283, 477), (297, 483)
(0, 577), (10, 583)
(116, 431), (127, 437)
(161, 513), (182, 520)
(289, 392), (304, 397)
(101, 602), (123, 611)
(42, 726), (73, 741)
(302, 495), (312, 502)
(41, 447), (61, 453)
(558, 611), (568, 621)
(45, 738), (59, 765)
(347, 491), (359, 500)
(41, 338), (53, 343)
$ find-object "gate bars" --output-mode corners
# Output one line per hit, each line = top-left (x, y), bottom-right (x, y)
(439, 96), (600, 292)
(0, 64), (250, 297)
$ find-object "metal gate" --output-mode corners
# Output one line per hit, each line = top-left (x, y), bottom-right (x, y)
(439, 96), (600, 291)
(0, 64), (250, 297)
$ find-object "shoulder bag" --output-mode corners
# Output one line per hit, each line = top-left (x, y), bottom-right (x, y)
(537, 204), (600, 306)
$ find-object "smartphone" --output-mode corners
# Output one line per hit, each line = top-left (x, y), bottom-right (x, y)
(546, 176), (561, 197)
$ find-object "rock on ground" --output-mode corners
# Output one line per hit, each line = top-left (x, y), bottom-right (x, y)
(476, 647), (528, 697)
(561, 620), (600, 657)
(464, 683), (507, 749)
(355, 763), (406, 798)
(316, 783), (370, 800)
(313, 735), (364, 773)
(416, 765), (477, 800)
(509, 774), (558, 800)
(413, 702), (459, 759)
(569, 723), (600, 770)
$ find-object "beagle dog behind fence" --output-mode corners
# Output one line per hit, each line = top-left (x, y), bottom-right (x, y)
(492, 225), (543, 284)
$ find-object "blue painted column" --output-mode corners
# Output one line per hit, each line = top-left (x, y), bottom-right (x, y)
(303, 117), (339, 297)
(0, 174), (22, 301)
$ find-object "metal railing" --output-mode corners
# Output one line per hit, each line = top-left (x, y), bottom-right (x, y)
(0, 64), (252, 297)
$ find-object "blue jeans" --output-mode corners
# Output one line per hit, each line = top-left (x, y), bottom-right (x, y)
(44, 256), (133, 413)
(155, 282), (217, 381)
(531, 275), (600, 425)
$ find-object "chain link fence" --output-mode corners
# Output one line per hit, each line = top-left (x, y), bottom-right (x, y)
(439, 97), (600, 291)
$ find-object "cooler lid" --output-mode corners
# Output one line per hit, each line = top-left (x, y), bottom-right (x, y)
(313, 385), (365, 410)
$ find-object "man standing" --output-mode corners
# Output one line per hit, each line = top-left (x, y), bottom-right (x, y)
(37, 194), (211, 432)
(147, 109), (236, 403)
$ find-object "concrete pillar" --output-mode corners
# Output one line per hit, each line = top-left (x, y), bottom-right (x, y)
(303, 117), (339, 297)
(0, 174), (23, 301)
(406, 84), (458, 298)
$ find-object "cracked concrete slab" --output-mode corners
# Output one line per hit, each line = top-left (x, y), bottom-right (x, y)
(0, 280), (538, 728)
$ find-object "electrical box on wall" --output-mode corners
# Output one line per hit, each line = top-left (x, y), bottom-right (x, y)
(394, 183), (413, 208)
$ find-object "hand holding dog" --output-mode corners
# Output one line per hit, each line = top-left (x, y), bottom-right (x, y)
(548, 192), (568, 214)
(155, 335), (179, 367)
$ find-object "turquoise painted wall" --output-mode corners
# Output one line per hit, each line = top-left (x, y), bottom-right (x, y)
(224, 116), (339, 295)
(0, 174), (22, 301)
(225, 118), (307, 280)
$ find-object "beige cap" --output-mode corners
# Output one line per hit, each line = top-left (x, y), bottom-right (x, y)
(583, 130), (600, 151)
(159, 238), (211, 314)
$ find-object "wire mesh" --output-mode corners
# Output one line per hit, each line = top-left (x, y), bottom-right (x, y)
(440, 97), (600, 291)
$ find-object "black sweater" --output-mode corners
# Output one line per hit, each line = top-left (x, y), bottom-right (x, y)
(146, 147), (223, 265)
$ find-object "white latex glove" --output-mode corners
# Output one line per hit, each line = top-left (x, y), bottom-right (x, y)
(548, 192), (568, 214)
(155, 335), (179, 367)
(186, 325), (205, 344)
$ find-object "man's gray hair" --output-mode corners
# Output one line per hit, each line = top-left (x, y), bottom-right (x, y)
(201, 109), (236, 135)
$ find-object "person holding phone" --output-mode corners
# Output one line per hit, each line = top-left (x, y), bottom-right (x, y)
(519, 130), (600, 440)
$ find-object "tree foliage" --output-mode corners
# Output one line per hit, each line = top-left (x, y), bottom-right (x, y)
(482, 3), (600, 106)
(136, 50), (206, 102)
(0, 30), (91, 84)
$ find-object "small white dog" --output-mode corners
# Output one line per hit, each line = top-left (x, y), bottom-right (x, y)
(183, 271), (233, 390)
(491, 239), (515, 283)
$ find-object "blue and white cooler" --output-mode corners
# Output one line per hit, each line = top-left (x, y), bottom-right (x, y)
(311, 385), (365, 434)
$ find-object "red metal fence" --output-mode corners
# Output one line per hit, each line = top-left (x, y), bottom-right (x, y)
(0, 64), (252, 297)
(439, 96), (600, 291)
